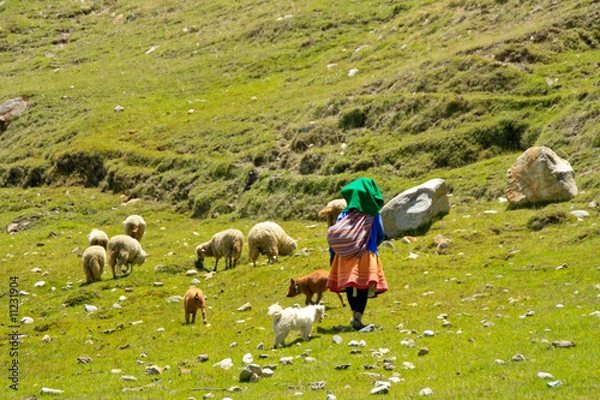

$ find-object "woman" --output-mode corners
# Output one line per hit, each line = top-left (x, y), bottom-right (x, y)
(327, 177), (388, 330)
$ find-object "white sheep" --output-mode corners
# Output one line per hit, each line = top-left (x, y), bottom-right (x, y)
(107, 234), (147, 279)
(82, 245), (106, 284)
(318, 198), (347, 227)
(247, 221), (298, 267)
(87, 228), (109, 250)
(195, 228), (244, 271)
(123, 215), (146, 242)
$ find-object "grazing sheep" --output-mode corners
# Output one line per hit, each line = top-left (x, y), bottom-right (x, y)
(82, 245), (106, 284)
(123, 215), (146, 242)
(183, 287), (208, 325)
(195, 228), (244, 271)
(247, 221), (298, 267)
(287, 270), (346, 307)
(87, 228), (109, 250)
(107, 234), (147, 279)
(318, 198), (347, 227)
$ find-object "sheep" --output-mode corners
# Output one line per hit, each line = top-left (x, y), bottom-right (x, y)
(107, 234), (147, 279)
(318, 198), (347, 227)
(123, 215), (146, 242)
(183, 287), (208, 325)
(87, 228), (109, 250)
(247, 221), (298, 267)
(82, 245), (106, 284)
(195, 228), (244, 271)
(287, 269), (346, 307)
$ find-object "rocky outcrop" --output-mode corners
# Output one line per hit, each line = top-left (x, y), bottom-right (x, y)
(381, 179), (450, 238)
(506, 147), (577, 206)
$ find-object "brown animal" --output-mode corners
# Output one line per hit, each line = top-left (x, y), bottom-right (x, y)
(183, 287), (208, 325)
(287, 270), (346, 307)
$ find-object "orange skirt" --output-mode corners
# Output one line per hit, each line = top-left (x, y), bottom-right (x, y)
(327, 251), (388, 294)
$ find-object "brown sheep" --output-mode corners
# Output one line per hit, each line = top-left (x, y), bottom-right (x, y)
(286, 270), (346, 307)
(318, 199), (347, 227)
(183, 287), (208, 325)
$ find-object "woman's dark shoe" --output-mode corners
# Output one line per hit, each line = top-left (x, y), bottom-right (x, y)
(351, 318), (366, 331)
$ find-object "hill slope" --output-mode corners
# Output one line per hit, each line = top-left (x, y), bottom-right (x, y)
(1, 0), (599, 219)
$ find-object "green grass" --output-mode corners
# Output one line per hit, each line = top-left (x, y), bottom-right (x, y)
(1, 0), (600, 398)
(1, 187), (599, 399)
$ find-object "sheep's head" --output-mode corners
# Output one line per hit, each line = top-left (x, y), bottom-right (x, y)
(134, 250), (147, 266)
(280, 237), (298, 256)
(314, 304), (325, 322)
(195, 243), (208, 269)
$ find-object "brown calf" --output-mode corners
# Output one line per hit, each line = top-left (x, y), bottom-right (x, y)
(287, 269), (346, 307)
(183, 287), (208, 325)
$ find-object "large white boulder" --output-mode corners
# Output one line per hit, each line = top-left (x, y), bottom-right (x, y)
(381, 179), (450, 238)
(506, 147), (577, 206)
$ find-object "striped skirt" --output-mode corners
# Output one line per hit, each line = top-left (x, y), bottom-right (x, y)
(327, 251), (388, 295)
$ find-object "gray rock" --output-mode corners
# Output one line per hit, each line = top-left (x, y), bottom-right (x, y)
(371, 385), (389, 395)
(237, 302), (252, 311)
(537, 372), (554, 379)
(419, 387), (433, 396)
(120, 375), (138, 382)
(195, 354), (209, 362)
(261, 367), (274, 378)
(552, 340), (576, 348)
(511, 354), (526, 362)
(381, 179), (450, 238)
(332, 335), (343, 344)
(571, 210), (590, 218)
(145, 365), (162, 375)
(40, 387), (64, 395)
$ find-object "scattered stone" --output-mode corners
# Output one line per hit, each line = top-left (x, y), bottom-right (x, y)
(42, 334), (51, 343)
(213, 358), (233, 370)
(525, 310), (535, 317)
(494, 359), (506, 365)
(77, 356), (93, 364)
(334, 364), (351, 370)
(332, 335), (343, 344)
(195, 354), (209, 362)
(237, 302), (252, 311)
(166, 296), (182, 305)
(114, 105), (125, 112)
(383, 363), (395, 371)
(145, 365), (163, 375)
(120, 375), (138, 382)
(35, 281), (46, 288)
(279, 356), (294, 365)
(153, 282), (164, 287)
(401, 236), (417, 244)
(359, 324), (376, 333)
(310, 381), (326, 390)
(442, 320), (452, 328)
(242, 353), (254, 364)
(419, 387), (433, 396)
(552, 340), (575, 348)
(348, 340), (367, 347)
(186, 269), (198, 276)
(423, 330), (435, 337)
(402, 362), (415, 370)
(239, 367), (258, 383)
(262, 367), (274, 378)
(31, 267), (42, 273)
(483, 321), (495, 328)
(111, 369), (122, 374)
(84, 304), (97, 313)
(570, 210), (589, 218)
(371, 385), (390, 395)
(40, 387), (64, 395)
(325, 393), (337, 400)
(511, 354), (526, 362)
(537, 372), (554, 379)
(112, 303), (122, 309)
(305, 357), (317, 363)
(418, 347), (429, 357)
(547, 380), (562, 388)
(20, 316), (34, 324)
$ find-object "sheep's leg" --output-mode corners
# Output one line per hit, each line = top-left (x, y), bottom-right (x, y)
(249, 248), (259, 267)
(232, 258), (237, 269)
(114, 262), (122, 279)
(213, 258), (219, 272)
(301, 326), (311, 341)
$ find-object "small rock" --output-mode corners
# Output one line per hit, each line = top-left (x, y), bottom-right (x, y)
(419, 387), (434, 396)
(325, 393), (337, 400)
(120, 375), (138, 382)
(334, 364), (351, 370)
(111, 369), (122, 374)
(262, 368), (274, 378)
(20, 316), (34, 324)
(186, 269), (198, 276)
(483, 321), (495, 328)
(84, 304), (97, 313)
(547, 380), (562, 388)
(156, 327), (165, 332)
(279, 356), (294, 365)
(402, 362), (415, 370)
(371, 385), (389, 395)
(242, 353), (253, 364)
(195, 354), (209, 363)
(552, 340), (576, 348)
(42, 334), (51, 343)
(166, 295), (182, 303)
(237, 302), (252, 311)
(310, 381), (326, 390)
(511, 354), (526, 362)
(418, 347), (429, 357)
(213, 358), (233, 370)
(494, 359), (506, 365)
(348, 68), (359, 77)
(239, 368), (257, 383)
(423, 330), (435, 337)
(40, 388), (64, 395)
(256, 342), (264, 350)
(31, 267), (42, 273)
(34, 281), (46, 288)
(145, 365), (163, 375)
(153, 282), (163, 287)
(570, 210), (589, 218)
(359, 324), (376, 333)
(114, 105), (125, 112)
(332, 335), (343, 344)
(77, 356), (93, 364)
(112, 303), (122, 309)
(537, 372), (554, 379)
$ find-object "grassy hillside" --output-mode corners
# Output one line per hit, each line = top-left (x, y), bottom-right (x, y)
(1, 1), (600, 399)
(1, 0), (599, 219)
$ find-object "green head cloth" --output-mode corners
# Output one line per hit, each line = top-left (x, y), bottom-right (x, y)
(340, 177), (384, 216)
